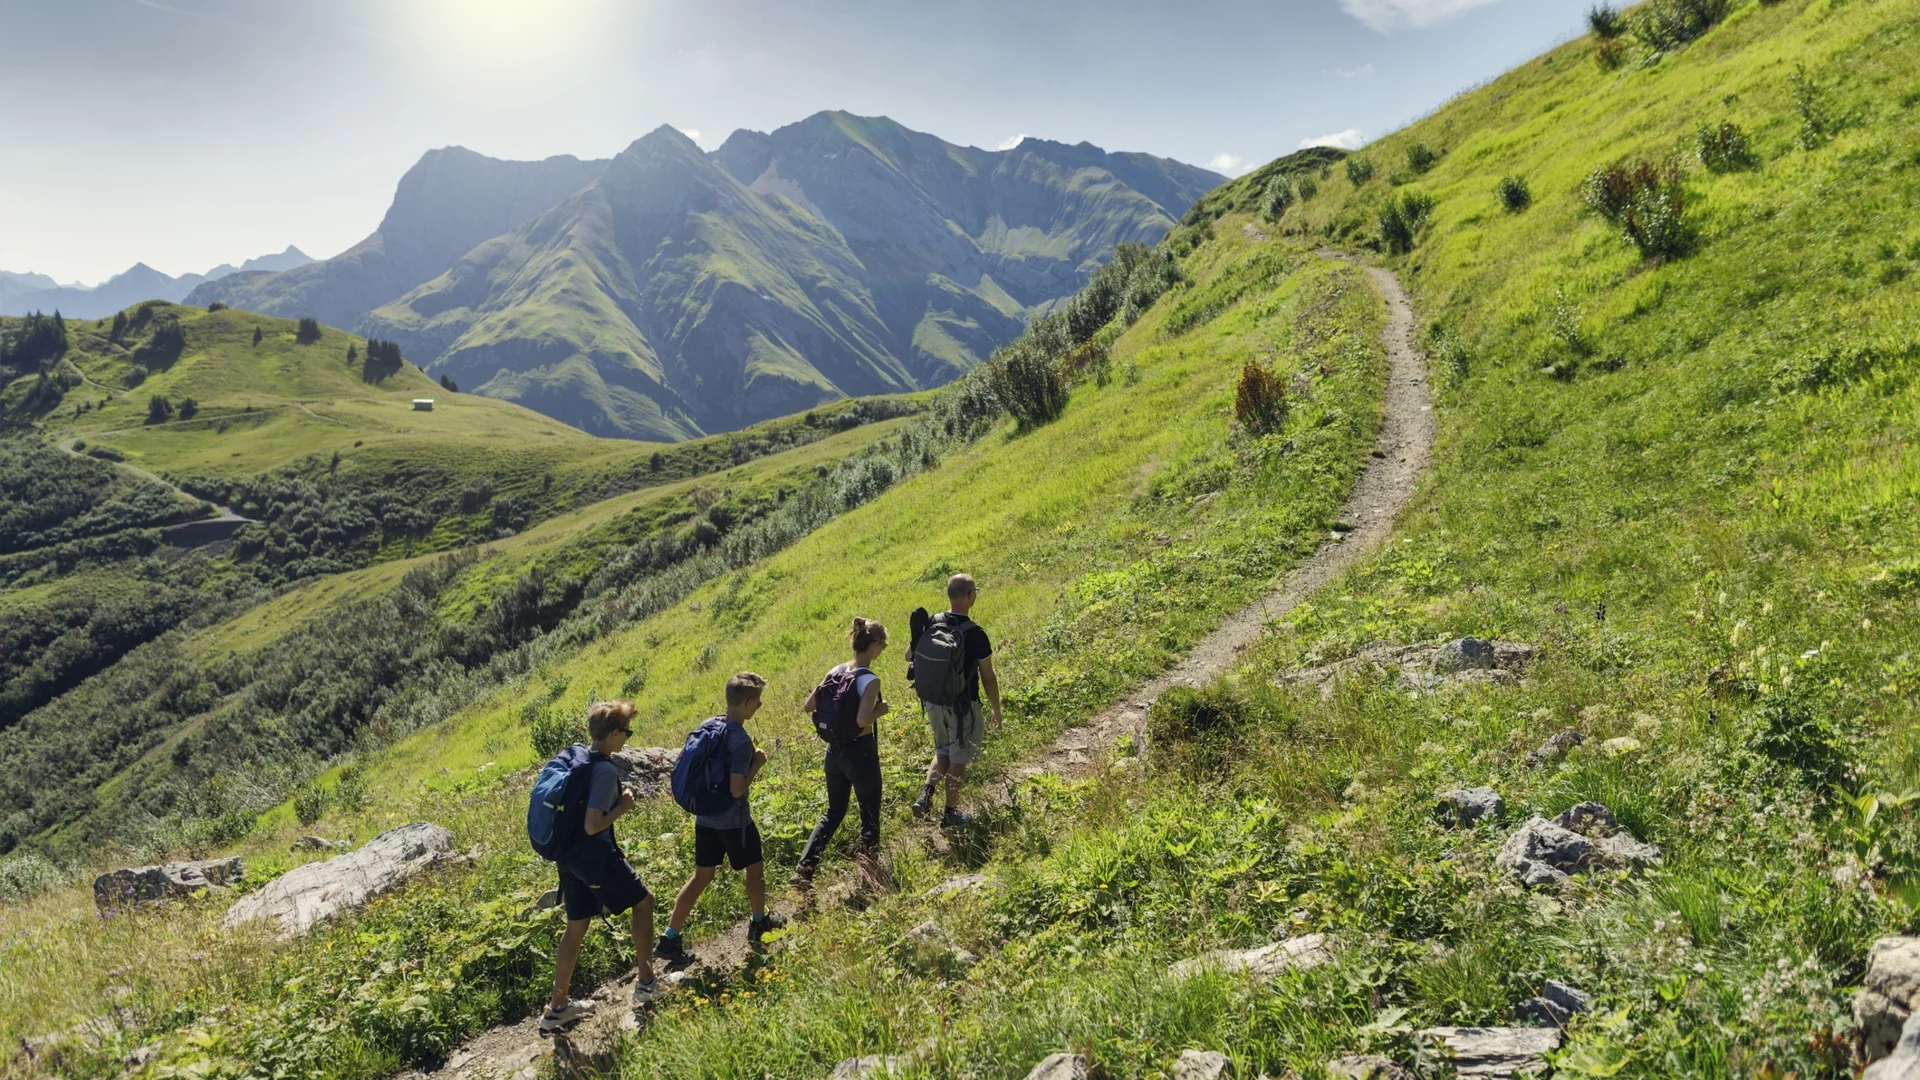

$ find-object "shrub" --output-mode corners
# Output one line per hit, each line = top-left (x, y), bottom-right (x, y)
(146, 394), (173, 424)
(528, 704), (586, 760)
(251, 326), (263, 346)
(1695, 121), (1759, 171)
(1345, 157), (1376, 185)
(1146, 683), (1254, 773)
(1635, 0), (1731, 51)
(206, 301), (227, 313)
(985, 341), (1070, 430)
(1587, 3), (1627, 39)
(1581, 157), (1692, 259)
(439, 373), (459, 393)
(1595, 37), (1630, 70)
(0, 851), (64, 903)
(1379, 191), (1436, 254)
(293, 782), (330, 826)
(1261, 176), (1296, 222)
(1498, 175), (1532, 212)
(1791, 63), (1833, 150)
(177, 397), (199, 420)
(1296, 175), (1319, 202)
(1234, 359), (1289, 436)
(1405, 142), (1439, 174)
(295, 316), (323, 344)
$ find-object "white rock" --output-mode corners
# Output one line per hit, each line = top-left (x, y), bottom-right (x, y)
(831, 1055), (908, 1078)
(1170, 933), (1332, 981)
(1025, 1053), (1089, 1080)
(1496, 818), (1591, 888)
(223, 823), (454, 936)
(1326, 1055), (1412, 1080)
(1173, 1048), (1228, 1080)
(1415, 1027), (1559, 1077)
(1859, 937), (1920, 1061)
(1867, 1009), (1920, 1079)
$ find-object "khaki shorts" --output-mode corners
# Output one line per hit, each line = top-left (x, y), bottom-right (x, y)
(925, 700), (985, 765)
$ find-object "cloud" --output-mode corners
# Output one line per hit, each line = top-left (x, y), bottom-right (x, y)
(1338, 0), (1505, 33)
(127, 0), (246, 28)
(996, 134), (1028, 151)
(680, 127), (702, 141)
(1339, 63), (1375, 79)
(1299, 129), (1366, 150)
(1207, 153), (1248, 176)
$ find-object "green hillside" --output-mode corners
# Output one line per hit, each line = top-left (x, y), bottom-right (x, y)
(6, 2), (1920, 1078)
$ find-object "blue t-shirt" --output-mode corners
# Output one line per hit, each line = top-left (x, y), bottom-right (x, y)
(694, 719), (757, 830)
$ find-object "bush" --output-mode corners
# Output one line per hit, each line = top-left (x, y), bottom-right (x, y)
(206, 301), (227, 313)
(146, 394), (173, 424)
(1588, 3), (1627, 39)
(1146, 683), (1253, 773)
(1379, 191), (1436, 255)
(0, 851), (64, 903)
(1791, 63), (1833, 150)
(293, 782), (331, 826)
(1497, 175), (1532, 212)
(1345, 157), (1376, 186)
(177, 397), (199, 420)
(985, 342), (1070, 431)
(1261, 176), (1296, 222)
(1595, 36), (1630, 70)
(1296, 175), (1319, 202)
(251, 326), (263, 346)
(295, 316), (323, 344)
(1405, 142), (1439, 174)
(1635, 0), (1730, 51)
(1234, 360), (1289, 436)
(1581, 157), (1692, 259)
(1695, 121), (1759, 171)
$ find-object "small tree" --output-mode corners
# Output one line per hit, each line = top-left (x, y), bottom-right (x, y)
(1379, 191), (1436, 254)
(1234, 359), (1289, 436)
(295, 317), (322, 344)
(110, 310), (129, 342)
(1498, 175), (1533, 212)
(1296, 175), (1319, 202)
(439, 373), (459, 393)
(346, 343), (358, 366)
(1587, 3), (1627, 39)
(206, 301), (228, 313)
(1695, 121), (1758, 172)
(984, 342), (1069, 431)
(146, 394), (173, 424)
(251, 326), (263, 346)
(177, 397), (199, 420)
(1346, 156), (1376, 186)
(1261, 176), (1296, 222)
(1791, 63), (1832, 150)
(1405, 142), (1439, 174)
(1582, 157), (1692, 259)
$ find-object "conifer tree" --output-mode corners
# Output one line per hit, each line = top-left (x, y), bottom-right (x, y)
(252, 326), (263, 346)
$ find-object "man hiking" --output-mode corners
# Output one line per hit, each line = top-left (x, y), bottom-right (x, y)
(792, 617), (890, 888)
(657, 672), (786, 967)
(538, 700), (658, 1034)
(910, 573), (1002, 826)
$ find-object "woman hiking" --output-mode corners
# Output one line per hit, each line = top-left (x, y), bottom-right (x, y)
(791, 617), (890, 888)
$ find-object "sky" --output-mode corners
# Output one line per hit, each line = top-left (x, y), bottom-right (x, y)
(0, 0), (1597, 286)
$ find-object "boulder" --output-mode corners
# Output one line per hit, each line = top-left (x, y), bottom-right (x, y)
(1025, 1052), (1090, 1080)
(1592, 833), (1663, 871)
(1433, 636), (1497, 673)
(1173, 1049), (1228, 1080)
(1170, 933), (1332, 981)
(1415, 1027), (1560, 1078)
(1495, 818), (1591, 888)
(223, 823), (453, 936)
(1514, 997), (1569, 1028)
(1542, 979), (1594, 1015)
(1524, 730), (1585, 769)
(610, 746), (679, 790)
(1867, 1010), (1920, 1079)
(1858, 937), (1920, 1061)
(1554, 802), (1619, 836)
(831, 1055), (908, 1079)
(1436, 787), (1505, 828)
(1326, 1055), (1413, 1080)
(93, 857), (243, 909)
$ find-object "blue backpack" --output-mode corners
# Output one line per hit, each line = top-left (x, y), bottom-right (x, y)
(527, 744), (601, 860)
(670, 718), (736, 816)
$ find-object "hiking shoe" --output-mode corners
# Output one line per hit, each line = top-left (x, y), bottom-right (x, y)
(748, 912), (787, 945)
(941, 808), (973, 829)
(630, 977), (662, 1006)
(538, 998), (597, 1034)
(653, 934), (694, 969)
(911, 790), (934, 817)
(789, 867), (814, 890)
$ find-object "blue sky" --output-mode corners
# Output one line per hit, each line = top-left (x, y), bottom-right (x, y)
(0, 0), (1595, 284)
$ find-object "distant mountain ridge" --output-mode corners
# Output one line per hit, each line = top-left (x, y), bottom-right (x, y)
(0, 247), (312, 319)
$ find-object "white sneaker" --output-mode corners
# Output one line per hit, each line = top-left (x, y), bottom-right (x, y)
(539, 998), (597, 1034)
(631, 977), (662, 1006)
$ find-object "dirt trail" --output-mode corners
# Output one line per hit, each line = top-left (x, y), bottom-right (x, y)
(384, 258), (1435, 1080)
(1022, 256), (1434, 778)
(54, 435), (250, 526)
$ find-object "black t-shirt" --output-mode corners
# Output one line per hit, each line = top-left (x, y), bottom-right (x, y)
(959, 620), (993, 704)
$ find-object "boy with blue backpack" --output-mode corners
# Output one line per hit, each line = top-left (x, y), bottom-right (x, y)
(658, 672), (786, 965)
(526, 700), (658, 1034)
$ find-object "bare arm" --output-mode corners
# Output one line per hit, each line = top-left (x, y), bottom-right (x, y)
(856, 680), (889, 731)
(979, 656), (1003, 729)
(584, 787), (635, 835)
(730, 748), (769, 798)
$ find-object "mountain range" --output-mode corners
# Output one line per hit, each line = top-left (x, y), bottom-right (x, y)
(0, 248), (312, 319)
(188, 113), (1222, 440)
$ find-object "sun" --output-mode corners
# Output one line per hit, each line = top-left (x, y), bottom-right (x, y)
(405, 0), (618, 73)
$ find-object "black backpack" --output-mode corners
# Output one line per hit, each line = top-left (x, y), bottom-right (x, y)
(811, 666), (873, 743)
(911, 612), (973, 708)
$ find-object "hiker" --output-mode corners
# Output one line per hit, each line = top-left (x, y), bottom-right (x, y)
(658, 672), (787, 966)
(791, 617), (891, 888)
(910, 573), (1002, 826)
(527, 699), (658, 1035)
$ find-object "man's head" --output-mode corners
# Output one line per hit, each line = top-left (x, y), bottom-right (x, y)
(724, 671), (767, 719)
(587, 699), (636, 749)
(947, 573), (978, 615)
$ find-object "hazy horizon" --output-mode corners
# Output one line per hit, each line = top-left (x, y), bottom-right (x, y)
(1, 0), (1595, 285)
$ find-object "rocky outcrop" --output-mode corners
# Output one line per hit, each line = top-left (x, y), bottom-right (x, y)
(1498, 802), (1661, 887)
(610, 746), (679, 790)
(1285, 637), (1536, 698)
(1172, 1049), (1228, 1080)
(1024, 1053), (1090, 1080)
(1859, 937), (1920, 1061)
(1415, 1026), (1560, 1077)
(1436, 787), (1505, 827)
(1867, 1011), (1920, 1079)
(1170, 933), (1332, 981)
(223, 823), (454, 936)
(93, 857), (242, 909)
(1515, 979), (1594, 1027)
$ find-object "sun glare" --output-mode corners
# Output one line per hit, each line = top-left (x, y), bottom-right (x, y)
(404, 0), (619, 75)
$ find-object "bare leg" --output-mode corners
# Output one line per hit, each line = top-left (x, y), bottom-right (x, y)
(945, 762), (968, 810)
(669, 867), (717, 932)
(744, 861), (767, 918)
(923, 753), (949, 785)
(551, 918), (591, 1007)
(630, 895), (655, 982)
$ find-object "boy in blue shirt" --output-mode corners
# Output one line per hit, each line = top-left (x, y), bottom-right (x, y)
(542, 700), (658, 1034)
(656, 672), (787, 965)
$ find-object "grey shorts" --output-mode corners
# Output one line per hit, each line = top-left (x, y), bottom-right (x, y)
(925, 700), (985, 765)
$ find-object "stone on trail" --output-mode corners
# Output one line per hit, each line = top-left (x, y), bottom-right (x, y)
(1415, 1026), (1560, 1077)
(1858, 936), (1920, 1061)
(1326, 1055), (1413, 1080)
(831, 1055), (908, 1078)
(1866, 1010), (1920, 1079)
(93, 856), (243, 909)
(1495, 818), (1591, 888)
(223, 823), (454, 936)
(1170, 933), (1332, 981)
(1173, 1048), (1228, 1080)
(1025, 1052), (1090, 1080)
(1435, 787), (1504, 828)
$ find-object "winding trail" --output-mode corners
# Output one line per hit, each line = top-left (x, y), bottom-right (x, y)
(54, 435), (252, 543)
(386, 258), (1436, 1080)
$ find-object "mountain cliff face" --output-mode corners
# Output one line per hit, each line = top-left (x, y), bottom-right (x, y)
(184, 149), (609, 331)
(365, 114), (1222, 439)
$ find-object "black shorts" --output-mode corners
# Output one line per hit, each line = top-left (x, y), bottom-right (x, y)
(694, 821), (764, 870)
(556, 850), (649, 922)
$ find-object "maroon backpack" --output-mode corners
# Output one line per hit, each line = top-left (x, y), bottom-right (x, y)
(811, 666), (873, 743)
